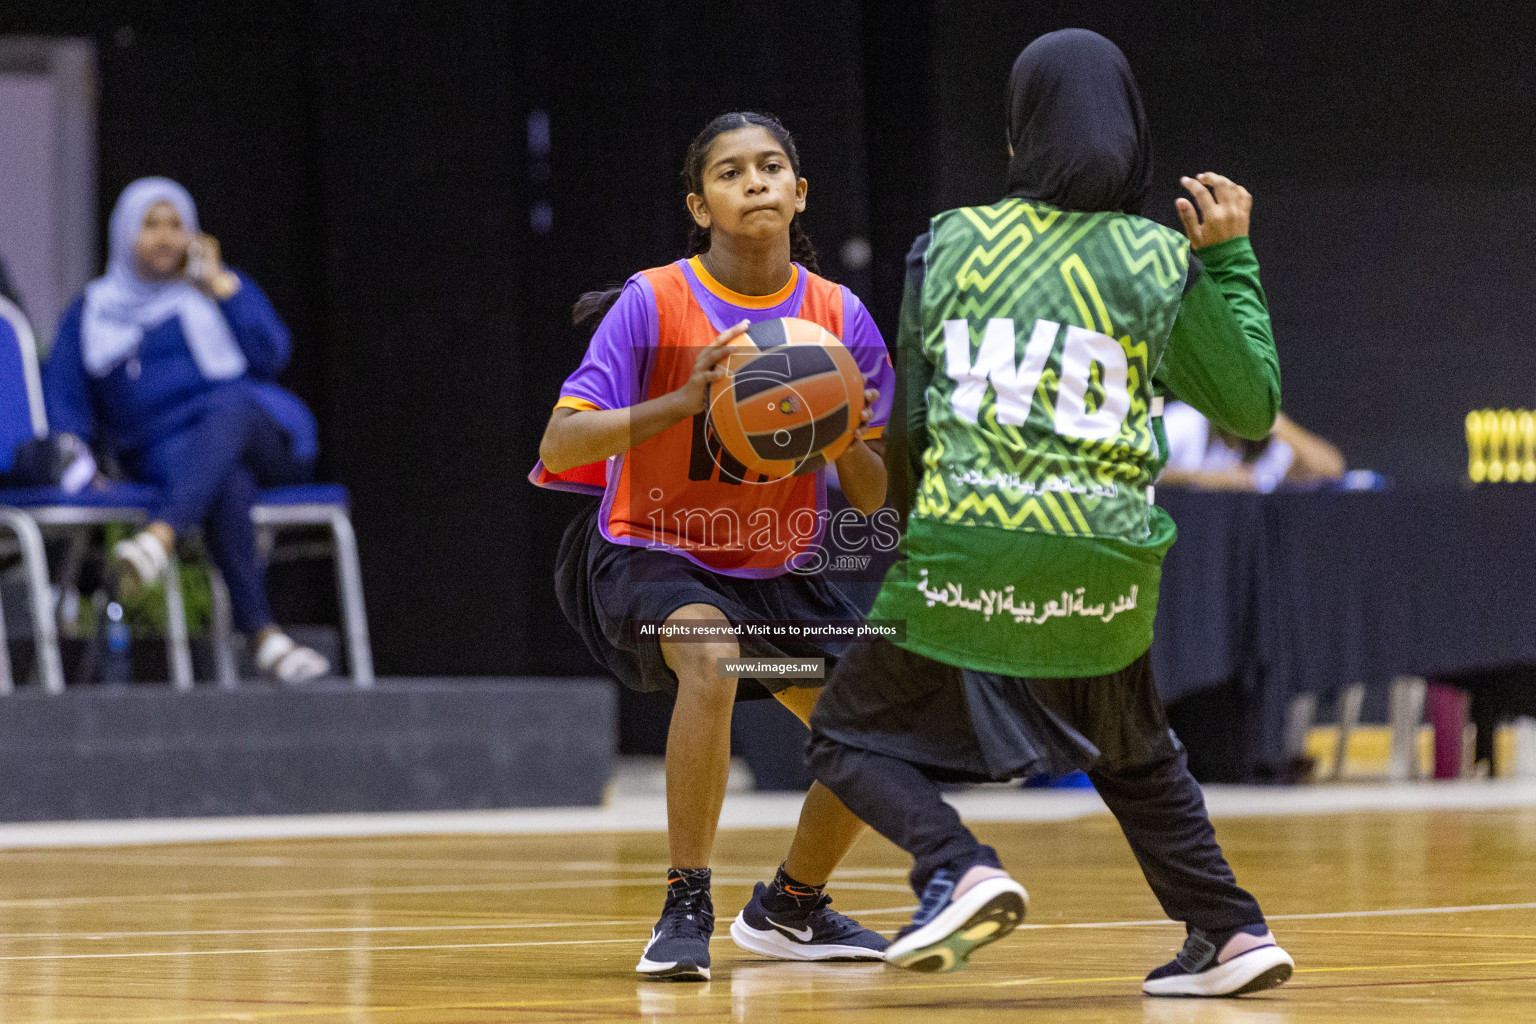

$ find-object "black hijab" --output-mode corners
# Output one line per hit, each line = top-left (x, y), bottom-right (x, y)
(1004, 29), (1152, 215)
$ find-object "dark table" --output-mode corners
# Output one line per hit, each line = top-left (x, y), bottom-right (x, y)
(1153, 486), (1536, 774)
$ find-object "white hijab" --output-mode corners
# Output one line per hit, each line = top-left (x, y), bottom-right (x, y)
(81, 177), (247, 380)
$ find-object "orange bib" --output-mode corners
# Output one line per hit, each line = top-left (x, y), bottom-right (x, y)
(603, 262), (846, 575)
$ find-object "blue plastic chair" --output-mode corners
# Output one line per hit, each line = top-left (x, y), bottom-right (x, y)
(0, 297), (200, 689)
(0, 296), (64, 692)
(0, 298), (372, 689)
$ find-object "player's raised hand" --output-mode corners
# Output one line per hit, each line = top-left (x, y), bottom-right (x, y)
(1175, 173), (1252, 249)
(677, 320), (749, 414)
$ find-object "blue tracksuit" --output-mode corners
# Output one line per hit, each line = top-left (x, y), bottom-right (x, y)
(43, 271), (316, 633)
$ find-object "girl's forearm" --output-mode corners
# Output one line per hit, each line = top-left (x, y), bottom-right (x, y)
(1157, 466), (1256, 492)
(834, 439), (888, 515)
(539, 392), (693, 473)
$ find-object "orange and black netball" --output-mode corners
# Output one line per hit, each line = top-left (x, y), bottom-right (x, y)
(706, 317), (865, 480)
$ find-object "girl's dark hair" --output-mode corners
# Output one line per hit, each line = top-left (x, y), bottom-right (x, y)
(572, 111), (819, 326)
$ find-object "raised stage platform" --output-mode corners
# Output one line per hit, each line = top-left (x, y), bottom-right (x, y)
(0, 678), (615, 821)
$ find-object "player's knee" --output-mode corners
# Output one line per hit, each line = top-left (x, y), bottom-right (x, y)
(671, 643), (739, 706)
(661, 605), (739, 692)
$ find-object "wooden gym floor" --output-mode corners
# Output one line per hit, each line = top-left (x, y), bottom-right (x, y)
(0, 803), (1532, 1022)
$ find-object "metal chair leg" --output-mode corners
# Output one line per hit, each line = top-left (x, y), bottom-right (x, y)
(162, 556), (194, 691)
(256, 525), (276, 562)
(1286, 693), (1318, 757)
(0, 508), (64, 694)
(1333, 683), (1366, 780)
(1285, 692), (1318, 763)
(53, 532), (90, 625)
(1389, 675), (1428, 781)
(208, 566), (239, 689)
(328, 510), (374, 687)
(1512, 717), (1536, 779)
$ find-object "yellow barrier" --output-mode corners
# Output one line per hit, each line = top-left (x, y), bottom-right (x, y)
(1466, 408), (1536, 483)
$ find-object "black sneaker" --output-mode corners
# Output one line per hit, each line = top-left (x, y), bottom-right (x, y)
(636, 884), (714, 982)
(729, 881), (888, 961)
(883, 867), (1027, 973)
(1143, 927), (1294, 997)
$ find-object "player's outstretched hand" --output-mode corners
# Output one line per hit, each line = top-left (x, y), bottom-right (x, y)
(1175, 172), (1252, 250)
(677, 320), (749, 415)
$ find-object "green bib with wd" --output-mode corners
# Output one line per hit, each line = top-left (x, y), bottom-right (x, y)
(874, 199), (1191, 677)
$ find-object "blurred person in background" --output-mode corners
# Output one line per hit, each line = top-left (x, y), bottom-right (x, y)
(42, 177), (329, 683)
(1159, 399), (1345, 492)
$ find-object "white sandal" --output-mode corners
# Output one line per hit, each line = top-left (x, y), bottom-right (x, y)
(113, 530), (169, 592)
(255, 631), (331, 685)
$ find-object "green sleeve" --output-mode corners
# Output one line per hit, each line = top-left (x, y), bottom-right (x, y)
(1156, 236), (1281, 440)
(887, 234), (932, 521)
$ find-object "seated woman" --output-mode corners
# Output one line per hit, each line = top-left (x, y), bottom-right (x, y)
(1159, 399), (1346, 492)
(43, 177), (329, 683)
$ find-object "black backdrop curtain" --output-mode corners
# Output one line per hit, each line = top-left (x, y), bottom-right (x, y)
(2, 0), (1532, 676)
(0, 0), (881, 676)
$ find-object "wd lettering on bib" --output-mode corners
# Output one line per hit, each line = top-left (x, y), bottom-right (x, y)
(942, 318), (1129, 441)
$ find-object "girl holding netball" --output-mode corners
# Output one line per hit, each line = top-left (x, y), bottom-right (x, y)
(535, 112), (893, 981)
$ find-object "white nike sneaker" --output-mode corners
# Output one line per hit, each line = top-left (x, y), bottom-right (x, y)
(729, 882), (887, 961)
(636, 883), (713, 981)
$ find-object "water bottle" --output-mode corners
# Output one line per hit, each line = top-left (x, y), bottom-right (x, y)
(101, 601), (131, 686)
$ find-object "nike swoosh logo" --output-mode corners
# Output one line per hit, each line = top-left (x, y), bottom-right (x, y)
(766, 918), (814, 942)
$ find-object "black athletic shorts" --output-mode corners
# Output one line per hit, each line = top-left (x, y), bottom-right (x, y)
(554, 500), (864, 699)
(811, 638), (1180, 782)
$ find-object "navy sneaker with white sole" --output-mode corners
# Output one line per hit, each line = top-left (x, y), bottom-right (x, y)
(883, 867), (1028, 973)
(636, 885), (714, 982)
(1143, 928), (1294, 997)
(729, 882), (888, 961)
